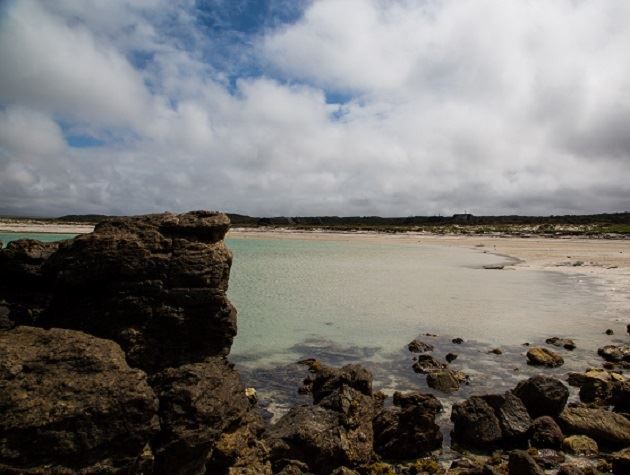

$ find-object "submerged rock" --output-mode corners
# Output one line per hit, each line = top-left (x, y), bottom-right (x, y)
(598, 345), (630, 363)
(408, 339), (434, 353)
(526, 347), (564, 367)
(513, 376), (569, 418)
(0, 326), (159, 474)
(412, 354), (447, 374)
(546, 337), (576, 350)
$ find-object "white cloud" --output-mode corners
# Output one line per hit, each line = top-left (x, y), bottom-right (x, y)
(0, 0), (629, 217)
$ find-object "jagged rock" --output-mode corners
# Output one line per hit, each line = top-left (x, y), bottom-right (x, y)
(598, 345), (630, 363)
(508, 450), (544, 475)
(559, 406), (630, 446)
(408, 339), (434, 353)
(451, 396), (502, 448)
(266, 363), (375, 474)
(149, 357), (268, 475)
(426, 369), (462, 393)
(611, 447), (630, 475)
(546, 337), (576, 350)
(513, 376), (569, 418)
(562, 435), (598, 456)
(22, 211), (237, 373)
(568, 369), (624, 405)
(373, 391), (443, 459)
(412, 354), (447, 374)
(526, 347), (564, 367)
(310, 363), (373, 404)
(0, 326), (159, 474)
(481, 392), (531, 440)
(529, 416), (564, 449)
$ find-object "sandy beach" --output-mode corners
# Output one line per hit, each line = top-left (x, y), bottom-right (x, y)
(0, 220), (94, 234)
(229, 227), (630, 332)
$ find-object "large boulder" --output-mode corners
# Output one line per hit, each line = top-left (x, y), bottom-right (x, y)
(559, 406), (630, 446)
(529, 416), (564, 449)
(568, 369), (624, 405)
(0, 326), (159, 474)
(266, 363), (375, 474)
(30, 211), (236, 373)
(373, 391), (443, 459)
(513, 376), (569, 418)
(451, 396), (502, 449)
(480, 392), (532, 441)
(149, 357), (269, 475)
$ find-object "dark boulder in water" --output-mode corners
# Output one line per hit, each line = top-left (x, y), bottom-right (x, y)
(408, 339), (434, 353)
(451, 396), (503, 448)
(545, 337), (576, 350)
(412, 354), (447, 374)
(513, 376), (569, 419)
(526, 347), (564, 367)
(598, 345), (630, 363)
(0, 326), (159, 474)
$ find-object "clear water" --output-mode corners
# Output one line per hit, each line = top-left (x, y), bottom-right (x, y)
(0, 232), (78, 245)
(227, 237), (606, 365)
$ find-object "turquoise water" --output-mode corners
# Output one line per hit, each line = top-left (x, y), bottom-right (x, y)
(0, 232), (78, 245)
(226, 237), (606, 366)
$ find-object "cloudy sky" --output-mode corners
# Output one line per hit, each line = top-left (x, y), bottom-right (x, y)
(0, 0), (629, 217)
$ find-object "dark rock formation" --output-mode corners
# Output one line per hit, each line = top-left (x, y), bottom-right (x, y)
(612, 379), (630, 412)
(559, 406), (630, 446)
(0, 239), (61, 327)
(446, 352), (458, 363)
(452, 337), (464, 344)
(265, 363), (375, 474)
(373, 391), (443, 459)
(150, 357), (269, 475)
(529, 416), (564, 449)
(612, 447), (630, 475)
(41, 211), (235, 373)
(408, 339), (434, 353)
(508, 450), (544, 475)
(480, 392), (531, 441)
(526, 347), (564, 367)
(513, 376), (569, 418)
(451, 396), (502, 448)
(568, 369), (623, 406)
(412, 354), (447, 374)
(545, 337), (576, 350)
(426, 369), (462, 393)
(0, 326), (159, 474)
(598, 345), (630, 363)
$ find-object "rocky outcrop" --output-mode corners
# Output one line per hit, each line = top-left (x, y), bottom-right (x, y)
(0, 326), (159, 474)
(559, 406), (630, 446)
(598, 345), (630, 364)
(526, 347), (564, 367)
(412, 354), (447, 374)
(513, 376), (569, 418)
(407, 339), (433, 353)
(373, 391), (443, 459)
(150, 357), (269, 475)
(265, 364), (375, 474)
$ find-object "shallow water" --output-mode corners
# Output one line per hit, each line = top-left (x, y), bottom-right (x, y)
(0, 232), (78, 245)
(225, 236), (620, 422)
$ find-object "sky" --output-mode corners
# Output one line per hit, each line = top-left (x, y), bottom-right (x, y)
(0, 0), (629, 217)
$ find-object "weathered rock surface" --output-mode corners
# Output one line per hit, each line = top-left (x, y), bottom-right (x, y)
(426, 369), (462, 393)
(412, 354), (447, 374)
(562, 435), (598, 456)
(0, 326), (159, 474)
(266, 363), (375, 474)
(373, 391), (443, 459)
(568, 369), (624, 405)
(529, 416), (564, 449)
(150, 357), (269, 475)
(526, 347), (564, 367)
(408, 339), (433, 353)
(481, 392), (532, 441)
(611, 447), (630, 475)
(513, 376), (569, 418)
(451, 396), (503, 448)
(0, 212), (237, 373)
(598, 345), (630, 363)
(559, 406), (630, 446)
(612, 379), (630, 412)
